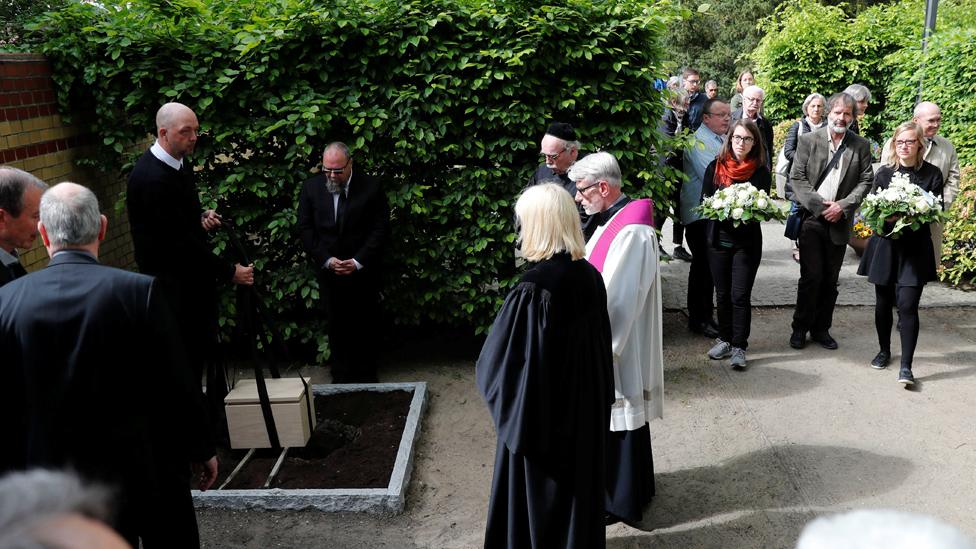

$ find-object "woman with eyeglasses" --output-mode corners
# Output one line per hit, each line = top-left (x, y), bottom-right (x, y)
(857, 121), (944, 386)
(700, 119), (771, 369)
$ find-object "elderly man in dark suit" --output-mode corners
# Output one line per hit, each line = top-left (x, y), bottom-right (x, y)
(297, 142), (390, 383)
(0, 182), (217, 548)
(0, 167), (47, 288)
(731, 85), (775, 171)
(788, 92), (874, 350)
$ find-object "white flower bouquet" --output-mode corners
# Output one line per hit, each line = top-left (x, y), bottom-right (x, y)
(860, 172), (947, 239)
(695, 182), (787, 227)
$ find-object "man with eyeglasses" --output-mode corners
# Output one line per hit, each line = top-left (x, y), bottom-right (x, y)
(683, 68), (708, 131)
(679, 98), (730, 339)
(880, 101), (960, 263)
(705, 80), (719, 100)
(528, 122), (597, 237)
(297, 142), (390, 383)
(788, 92), (873, 351)
(731, 85), (775, 170)
(128, 102), (254, 390)
(571, 151), (663, 528)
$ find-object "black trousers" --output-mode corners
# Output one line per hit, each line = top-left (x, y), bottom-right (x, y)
(115, 465), (200, 549)
(708, 240), (762, 349)
(875, 284), (924, 368)
(792, 217), (846, 335)
(684, 221), (715, 325)
(323, 271), (381, 383)
(605, 424), (655, 525)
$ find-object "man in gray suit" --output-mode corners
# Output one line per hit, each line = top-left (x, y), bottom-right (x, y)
(788, 92), (874, 350)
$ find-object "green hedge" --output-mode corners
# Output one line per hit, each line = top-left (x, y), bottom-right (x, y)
(29, 0), (679, 359)
(751, 0), (921, 141)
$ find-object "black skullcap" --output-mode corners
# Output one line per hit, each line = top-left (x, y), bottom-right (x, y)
(546, 122), (576, 141)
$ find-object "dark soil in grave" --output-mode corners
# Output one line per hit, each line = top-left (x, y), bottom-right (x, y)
(213, 390), (412, 490)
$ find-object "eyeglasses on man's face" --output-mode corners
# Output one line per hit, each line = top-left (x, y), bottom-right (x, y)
(541, 148), (567, 161)
(743, 96), (762, 104)
(730, 135), (755, 144)
(575, 180), (603, 195)
(323, 159), (351, 175)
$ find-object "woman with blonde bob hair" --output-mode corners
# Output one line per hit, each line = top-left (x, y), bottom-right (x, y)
(476, 182), (614, 548)
(857, 121), (944, 386)
(516, 183), (586, 262)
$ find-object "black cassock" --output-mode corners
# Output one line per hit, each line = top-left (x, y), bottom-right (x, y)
(476, 253), (614, 549)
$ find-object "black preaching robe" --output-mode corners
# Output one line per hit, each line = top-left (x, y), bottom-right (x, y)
(477, 252), (613, 549)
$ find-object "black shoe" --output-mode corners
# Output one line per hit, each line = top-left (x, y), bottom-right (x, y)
(673, 247), (693, 262)
(871, 350), (891, 370)
(810, 332), (838, 350)
(789, 331), (806, 349)
(690, 320), (719, 339)
(898, 367), (915, 386)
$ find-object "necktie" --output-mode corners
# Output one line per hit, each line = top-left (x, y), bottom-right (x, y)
(336, 190), (348, 229)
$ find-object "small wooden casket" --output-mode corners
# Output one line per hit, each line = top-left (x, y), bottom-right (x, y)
(224, 378), (316, 449)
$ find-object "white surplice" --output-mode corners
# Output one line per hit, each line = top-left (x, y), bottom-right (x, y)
(586, 212), (665, 431)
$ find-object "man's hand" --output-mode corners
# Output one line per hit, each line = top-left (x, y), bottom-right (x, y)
(201, 210), (222, 231)
(822, 201), (844, 223)
(332, 259), (357, 275)
(193, 456), (219, 491)
(232, 263), (254, 285)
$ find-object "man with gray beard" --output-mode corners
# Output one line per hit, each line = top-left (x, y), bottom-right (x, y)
(297, 142), (390, 383)
(788, 92), (874, 351)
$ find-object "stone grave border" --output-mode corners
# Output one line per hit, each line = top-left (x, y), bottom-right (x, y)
(192, 381), (428, 514)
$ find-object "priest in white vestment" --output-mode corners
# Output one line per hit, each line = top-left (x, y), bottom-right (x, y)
(569, 151), (664, 526)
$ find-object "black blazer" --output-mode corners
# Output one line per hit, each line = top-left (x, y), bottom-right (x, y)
(0, 251), (213, 483)
(731, 109), (775, 172)
(296, 172), (390, 272)
(0, 259), (27, 289)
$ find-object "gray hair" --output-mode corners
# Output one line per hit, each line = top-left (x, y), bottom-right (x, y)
(155, 102), (194, 132)
(801, 93), (826, 116)
(0, 469), (114, 549)
(323, 141), (351, 160)
(743, 85), (765, 98)
(842, 84), (872, 103)
(828, 92), (857, 114)
(0, 167), (48, 218)
(567, 151), (622, 189)
(39, 183), (102, 247)
(705, 80), (718, 89)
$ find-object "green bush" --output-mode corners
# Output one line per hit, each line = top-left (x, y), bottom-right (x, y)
(751, 0), (921, 141)
(941, 166), (976, 287)
(883, 23), (976, 167)
(29, 0), (680, 359)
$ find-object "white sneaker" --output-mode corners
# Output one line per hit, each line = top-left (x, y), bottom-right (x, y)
(708, 339), (733, 360)
(730, 347), (747, 369)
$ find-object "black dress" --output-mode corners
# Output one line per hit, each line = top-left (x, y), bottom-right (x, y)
(857, 162), (944, 286)
(476, 253), (614, 549)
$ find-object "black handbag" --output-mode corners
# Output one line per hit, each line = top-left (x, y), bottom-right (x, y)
(784, 201), (805, 240)
(783, 142), (848, 240)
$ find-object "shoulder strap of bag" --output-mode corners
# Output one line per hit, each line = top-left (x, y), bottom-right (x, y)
(814, 142), (847, 190)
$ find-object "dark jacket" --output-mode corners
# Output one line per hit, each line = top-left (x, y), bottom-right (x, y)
(701, 161), (772, 248)
(296, 172), (390, 272)
(0, 258), (27, 289)
(784, 118), (828, 200)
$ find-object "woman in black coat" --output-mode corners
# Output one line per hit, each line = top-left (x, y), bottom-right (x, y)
(700, 119), (771, 370)
(857, 121), (944, 386)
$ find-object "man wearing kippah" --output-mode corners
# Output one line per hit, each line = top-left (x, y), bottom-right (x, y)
(528, 122), (596, 238)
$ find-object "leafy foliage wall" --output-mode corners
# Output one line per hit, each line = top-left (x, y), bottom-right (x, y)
(28, 0), (679, 359)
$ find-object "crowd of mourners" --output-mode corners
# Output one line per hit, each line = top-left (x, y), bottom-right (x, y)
(476, 65), (962, 548)
(0, 61), (964, 548)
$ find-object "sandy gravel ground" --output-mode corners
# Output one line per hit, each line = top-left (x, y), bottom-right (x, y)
(199, 301), (976, 549)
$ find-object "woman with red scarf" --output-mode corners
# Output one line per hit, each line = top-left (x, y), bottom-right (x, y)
(700, 119), (771, 369)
